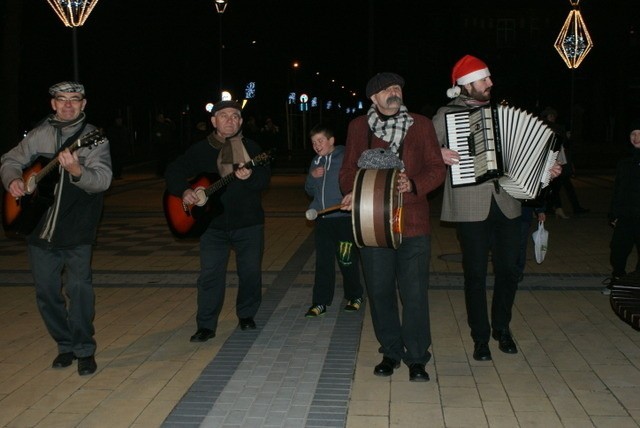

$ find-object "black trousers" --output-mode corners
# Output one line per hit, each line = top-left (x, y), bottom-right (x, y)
(609, 217), (640, 278)
(311, 216), (363, 305)
(456, 199), (521, 343)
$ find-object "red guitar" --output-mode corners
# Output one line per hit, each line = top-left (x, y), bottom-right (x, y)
(163, 150), (273, 239)
(2, 130), (106, 239)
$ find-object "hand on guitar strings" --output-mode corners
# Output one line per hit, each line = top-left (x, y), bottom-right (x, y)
(58, 148), (82, 178)
(181, 188), (201, 206)
(8, 178), (26, 198)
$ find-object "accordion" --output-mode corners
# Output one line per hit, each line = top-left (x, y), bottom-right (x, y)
(445, 104), (559, 200)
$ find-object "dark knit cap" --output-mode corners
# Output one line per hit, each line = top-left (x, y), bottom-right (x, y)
(212, 100), (242, 115)
(630, 119), (640, 132)
(365, 72), (404, 98)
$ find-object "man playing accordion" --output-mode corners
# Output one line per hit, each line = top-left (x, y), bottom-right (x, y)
(432, 55), (562, 362)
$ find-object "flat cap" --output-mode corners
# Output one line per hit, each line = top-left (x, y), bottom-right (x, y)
(49, 81), (85, 96)
(212, 100), (242, 114)
(366, 72), (404, 98)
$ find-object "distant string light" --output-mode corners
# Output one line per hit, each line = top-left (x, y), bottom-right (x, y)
(554, 0), (593, 69)
(46, 0), (100, 27)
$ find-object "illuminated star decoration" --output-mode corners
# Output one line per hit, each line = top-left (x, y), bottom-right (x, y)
(46, 0), (101, 27)
(554, 0), (593, 69)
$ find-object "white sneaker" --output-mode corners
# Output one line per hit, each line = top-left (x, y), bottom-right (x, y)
(555, 208), (570, 219)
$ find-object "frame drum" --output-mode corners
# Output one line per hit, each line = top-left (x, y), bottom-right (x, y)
(352, 168), (403, 249)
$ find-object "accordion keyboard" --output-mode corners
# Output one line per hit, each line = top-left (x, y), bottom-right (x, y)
(445, 112), (476, 185)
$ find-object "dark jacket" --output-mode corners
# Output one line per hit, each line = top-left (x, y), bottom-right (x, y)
(610, 148), (640, 221)
(164, 136), (271, 230)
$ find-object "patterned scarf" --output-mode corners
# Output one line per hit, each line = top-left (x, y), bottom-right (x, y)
(207, 131), (250, 176)
(367, 105), (414, 155)
(460, 94), (490, 108)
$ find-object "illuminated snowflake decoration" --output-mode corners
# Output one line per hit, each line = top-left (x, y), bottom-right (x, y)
(245, 82), (256, 99)
(554, 1), (593, 69)
(47, 0), (100, 27)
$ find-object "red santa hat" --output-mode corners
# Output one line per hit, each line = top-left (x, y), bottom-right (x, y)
(446, 55), (491, 98)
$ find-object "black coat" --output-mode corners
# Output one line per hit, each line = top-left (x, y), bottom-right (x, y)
(610, 148), (640, 221)
(164, 136), (271, 230)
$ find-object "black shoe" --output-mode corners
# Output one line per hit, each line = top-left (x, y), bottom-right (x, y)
(190, 328), (215, 342)
(408, 363), (430, 382)
(52, 352), (75, 369)
(492, 329), (518, 354)
(239, 317), (256, 330)
(473, 342), (492, 361)
(373, 356), (400, 377)
(77, 355), (97, 376)
(574, 207), (590, 215)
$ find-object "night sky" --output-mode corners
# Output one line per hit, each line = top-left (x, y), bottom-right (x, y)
(13, 0), (375, 127)
(4, 0), (640, 158)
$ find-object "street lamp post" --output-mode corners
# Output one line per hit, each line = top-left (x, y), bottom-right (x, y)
(286, 61), (301, 152)
(214, 0), (229, 98)
(46, 0), (101, 81)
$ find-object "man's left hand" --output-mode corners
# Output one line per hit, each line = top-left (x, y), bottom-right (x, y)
(58, 148), (82, 177)
(397, 172), (412, 193)
(234, 163), (252, 180)
(549, 162), (562, 180)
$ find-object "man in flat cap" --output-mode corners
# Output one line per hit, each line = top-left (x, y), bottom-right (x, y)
(339, 72), (445, 381)
(0, 81), (112, 376)
(165, 99), (271, 342)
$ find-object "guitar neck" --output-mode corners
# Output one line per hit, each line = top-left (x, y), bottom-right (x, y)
(33, 139), (84, 186)
(202, 158), (258, 198)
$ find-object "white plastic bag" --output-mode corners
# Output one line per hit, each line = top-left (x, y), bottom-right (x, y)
(531, 221), (548, 264)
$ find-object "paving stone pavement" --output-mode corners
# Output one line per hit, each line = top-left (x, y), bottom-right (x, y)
(1, 171), (639, 428)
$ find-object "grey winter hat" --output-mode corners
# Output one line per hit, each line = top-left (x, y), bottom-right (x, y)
(357, 148), (405, 170)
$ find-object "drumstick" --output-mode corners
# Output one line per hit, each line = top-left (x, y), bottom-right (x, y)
(305, 203), (344, 221)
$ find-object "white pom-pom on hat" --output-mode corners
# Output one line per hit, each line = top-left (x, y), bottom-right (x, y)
(446, 55), (490, 98)
(446, 86), (461, 99)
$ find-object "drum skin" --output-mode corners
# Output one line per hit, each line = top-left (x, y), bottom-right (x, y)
(351, 168), (403, 249)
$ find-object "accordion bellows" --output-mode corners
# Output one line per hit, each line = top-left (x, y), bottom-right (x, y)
(445, 104), (559, 200)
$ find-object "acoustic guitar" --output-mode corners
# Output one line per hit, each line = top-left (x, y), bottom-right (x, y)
(163, 150), (273, 239)
(2, 130), (107, 239)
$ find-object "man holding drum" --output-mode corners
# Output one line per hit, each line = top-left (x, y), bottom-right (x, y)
(339, 72), (445, 382)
